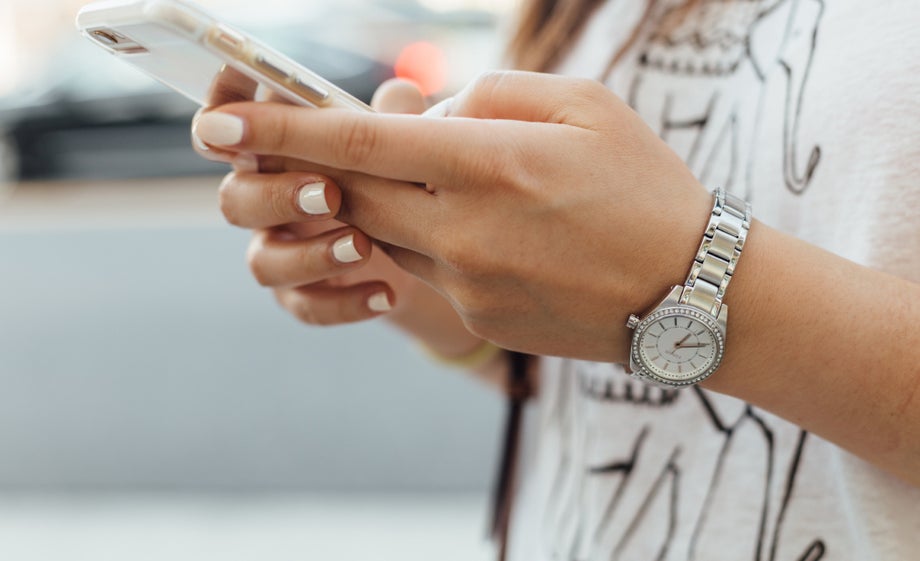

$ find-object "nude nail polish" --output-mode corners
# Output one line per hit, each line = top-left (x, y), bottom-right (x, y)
(332, 234), (362, 263)
(194, 113), (245, 146)
(191, 129), (210, 152)
(298, 182), (330, 215)
(367, 292), (392, 313)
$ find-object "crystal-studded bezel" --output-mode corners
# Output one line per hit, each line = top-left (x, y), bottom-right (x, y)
(630, 306), (725, 387)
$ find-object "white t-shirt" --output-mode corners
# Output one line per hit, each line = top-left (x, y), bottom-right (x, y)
(507, 1), (920, 560)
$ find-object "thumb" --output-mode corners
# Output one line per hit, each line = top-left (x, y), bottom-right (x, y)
(371, 79), (426, 115)
(448, 71), (614, 126)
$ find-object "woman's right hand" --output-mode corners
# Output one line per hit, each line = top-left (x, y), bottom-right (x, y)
(192, 73), (522, 391)
(223, 165), (509, 378)
(200, 78), (430, 326)
(223, 172), (425, 324)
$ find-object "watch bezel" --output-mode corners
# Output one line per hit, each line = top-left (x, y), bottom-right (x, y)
(630, 306), (725, 387)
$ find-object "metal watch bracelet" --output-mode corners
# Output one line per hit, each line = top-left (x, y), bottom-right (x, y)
(625, 188), (752, 388)
(680, 188), (752, 316)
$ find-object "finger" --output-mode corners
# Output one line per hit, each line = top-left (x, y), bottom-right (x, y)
(275, 281), (394, 326)
(334, 170), (441, 253)
(219, 171), (342, 229)
(376, 243), (439, 286)
(191, 108), (238, 163)
(260, 85), (298, 105)
(371, 79), (426, 114)
(448, 71), (615, 128)
(221, 166), (436, 252)
(273, 219), (349, 243)
(192, 116), (261, 168)
(207, 67), (308, 169)
(422, 97), (453, 118)
(206, 64), (260, 106)
(253, 154), (286, 173)
(191, 101), (508, 184)
(248, 227), (373, 288)
(253, 154), (357, 178)
(192, 65), (262, 161)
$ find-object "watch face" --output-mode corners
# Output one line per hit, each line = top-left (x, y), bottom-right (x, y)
(632, 308), (724, 384)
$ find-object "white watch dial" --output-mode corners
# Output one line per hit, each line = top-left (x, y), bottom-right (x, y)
(634, 309), (723, 382)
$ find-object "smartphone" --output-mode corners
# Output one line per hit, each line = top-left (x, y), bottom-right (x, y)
(76, 0), (373, 112)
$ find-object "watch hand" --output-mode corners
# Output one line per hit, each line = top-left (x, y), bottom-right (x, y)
(675, 343), (710, 349)
(675, 333), (692, 347)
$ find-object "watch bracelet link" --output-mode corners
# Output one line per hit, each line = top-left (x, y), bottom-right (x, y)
(680, 188), (752, 317)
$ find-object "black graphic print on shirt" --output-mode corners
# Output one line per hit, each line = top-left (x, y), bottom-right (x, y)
(536, 2), (831, 559)
(541, 362), (825, 561)
(603, 0), (824, 198)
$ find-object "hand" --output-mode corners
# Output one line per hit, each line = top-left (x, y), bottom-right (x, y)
(192, 71), (716, 362)
(195, 77), (432, 325)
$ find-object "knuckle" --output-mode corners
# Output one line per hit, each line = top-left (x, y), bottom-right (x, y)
(218, 174), (243, 226)
(293, 300), (321, 325)
(334, 116), (378, 168)
(469, 71), (505, 104)
(263, 179), (293, 222)
(335, 296), (359, 324)
(550, 78), (613, 128)
(442, 131), (510, 186)
(477, 141), (510, 182)
(246, 246), (272, 287)
(310, 308), (335, 326)
(572, 77), (610, 103)
(566, 79), (616, 124)
(296, 243), (319, 272)
(248, 261), (272, 288)
(268, 110), (294, 154)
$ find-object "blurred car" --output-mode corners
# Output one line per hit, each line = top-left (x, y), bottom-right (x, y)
(0, 1), (499, 182)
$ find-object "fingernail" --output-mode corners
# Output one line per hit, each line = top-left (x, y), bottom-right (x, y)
(298, 182), (330, 215)
(191, 129), (210, 152)
(332, 234), (362, 263)
(233, 153), (259, 173)
(367, 292), (392, 313)
(194, 112), (245, 146)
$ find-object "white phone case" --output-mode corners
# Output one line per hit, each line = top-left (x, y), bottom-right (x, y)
(76, 0), (372, 111)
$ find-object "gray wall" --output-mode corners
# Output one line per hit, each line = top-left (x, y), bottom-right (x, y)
(0, 226), (503, 492)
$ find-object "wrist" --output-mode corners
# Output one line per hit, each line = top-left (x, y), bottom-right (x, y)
(383, 276), (493, 360)
(625, 188), (751, 387)
(696, 219), (777, 396)
(421, 338), (506, 370)
(616, 187), (715, 361)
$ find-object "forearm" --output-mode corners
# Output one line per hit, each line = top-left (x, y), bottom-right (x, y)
(700, 221), (920, 486)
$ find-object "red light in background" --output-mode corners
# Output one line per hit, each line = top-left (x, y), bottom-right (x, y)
(394, 41), (447, 97)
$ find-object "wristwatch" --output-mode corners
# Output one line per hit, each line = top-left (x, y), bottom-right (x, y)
(626, 188), (752, 387)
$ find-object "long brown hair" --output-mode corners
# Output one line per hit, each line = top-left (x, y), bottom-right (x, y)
(507, 0), (703, 74)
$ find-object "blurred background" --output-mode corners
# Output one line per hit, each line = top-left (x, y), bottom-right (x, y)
(0, 0), (515, 559)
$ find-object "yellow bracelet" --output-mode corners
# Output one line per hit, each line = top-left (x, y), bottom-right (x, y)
(421, 339), (505, 370)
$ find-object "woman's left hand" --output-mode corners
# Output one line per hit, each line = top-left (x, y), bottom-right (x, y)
(193, 71), (715, 362)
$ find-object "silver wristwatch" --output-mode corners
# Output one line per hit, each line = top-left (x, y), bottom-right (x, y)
(626, 188), (752, 387)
